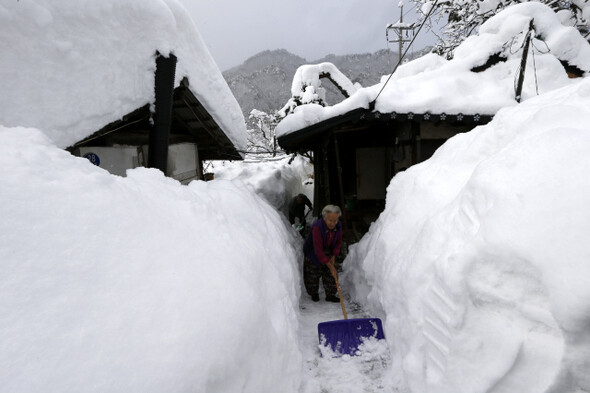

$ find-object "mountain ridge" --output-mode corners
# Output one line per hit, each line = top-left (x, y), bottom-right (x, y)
(223, 48), (430, 120)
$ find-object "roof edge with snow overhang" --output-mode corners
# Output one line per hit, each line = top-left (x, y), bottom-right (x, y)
(276, 3), (590, 147)
(0, 0), (247, 155)
(277, 107), (494, 151)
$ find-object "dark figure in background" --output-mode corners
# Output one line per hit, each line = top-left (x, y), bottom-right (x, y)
(303, 205), (343, 302)
(288, 193), (312, 225)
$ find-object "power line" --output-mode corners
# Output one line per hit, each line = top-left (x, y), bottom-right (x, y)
(371, 0), (440, 110)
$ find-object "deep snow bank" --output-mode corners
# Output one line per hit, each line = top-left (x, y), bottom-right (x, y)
(0, 127), (302, 392)
(345, 79), (590, 392)
(211, 155), (314, 217)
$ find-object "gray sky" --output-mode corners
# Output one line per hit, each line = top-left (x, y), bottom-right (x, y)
(178, 0), (437, 71)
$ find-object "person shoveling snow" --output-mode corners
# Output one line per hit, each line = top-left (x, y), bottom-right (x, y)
(303, 205), (343, 303)
(289, 193), (313, 235)
(303, 205), (386, 356)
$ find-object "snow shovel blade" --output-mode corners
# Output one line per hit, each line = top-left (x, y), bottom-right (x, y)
(318, 318), (385, 356)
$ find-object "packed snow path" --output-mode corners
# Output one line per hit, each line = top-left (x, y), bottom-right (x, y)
(297, 277), (395, 393)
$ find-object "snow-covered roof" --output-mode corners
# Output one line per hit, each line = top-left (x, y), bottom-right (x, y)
(276, 2), (590, 138)
(278, 62), (361, 117)
(0, 0), (247, 152)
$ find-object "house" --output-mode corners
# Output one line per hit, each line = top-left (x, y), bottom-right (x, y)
(0, 1), (246, 183)
(278, 85), (494, 240)
(276, 3), (590, 240)
(68, 66), (244, 184)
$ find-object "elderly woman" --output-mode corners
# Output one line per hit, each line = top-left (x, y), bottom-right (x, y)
(303, 205), (343, 302)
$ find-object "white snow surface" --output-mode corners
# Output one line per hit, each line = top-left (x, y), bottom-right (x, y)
(290, 63), (360, 99)
(279, 62), (361, 118)
(0, 127), (300, 392)
(276, 2), (590, 138)
(0, 0), (246, 152)
(344, 77), (590, 392)
(210, 155), (314, 216)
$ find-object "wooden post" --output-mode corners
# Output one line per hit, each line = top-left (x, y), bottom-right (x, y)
(411, 121), (420, 165)
(515, 19), (534, 103)
(312, 147), (323, 218)
(333, 135), (348, 233)
(148, 52), (177, 173)
(322, 136), (332, 209)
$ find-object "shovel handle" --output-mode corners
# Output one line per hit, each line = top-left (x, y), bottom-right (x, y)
(330, 265), (348, 320)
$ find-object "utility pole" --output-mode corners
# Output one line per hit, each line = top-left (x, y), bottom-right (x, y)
(386, 1), (414, 62)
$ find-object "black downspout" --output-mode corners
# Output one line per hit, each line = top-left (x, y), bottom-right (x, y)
(148, 52), (177, 173)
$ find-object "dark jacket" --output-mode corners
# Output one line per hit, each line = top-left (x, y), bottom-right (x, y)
(303, 218), (342, 266)
(288, 194), (312, 224)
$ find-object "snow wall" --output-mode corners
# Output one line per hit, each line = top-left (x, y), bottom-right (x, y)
(211, 156), (314, 218)
(0, 127), (302, 392)
(344, 78), (590, 392)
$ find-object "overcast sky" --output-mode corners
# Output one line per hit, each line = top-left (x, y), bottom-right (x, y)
(178, 0), (438, 71)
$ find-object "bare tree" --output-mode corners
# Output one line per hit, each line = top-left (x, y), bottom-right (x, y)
(247, 109), (282, 157)
(414, 0), (590, 58)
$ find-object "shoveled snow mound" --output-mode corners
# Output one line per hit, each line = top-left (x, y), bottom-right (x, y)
(0, 0), (246, 152)
(211, 155), (314, 217)
(0, 127), (301, 393)
(345, 78), (590, 392)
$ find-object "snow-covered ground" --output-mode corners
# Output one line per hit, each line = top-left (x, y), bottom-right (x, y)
(3, 1), (590, 392)
(298, 289), (393, 393)
(345, 77), (590, 393)
(211, 154), (395, 391)
(0, 127), (302, 393)
(3, 64), (590, 393)
(7, 78), (590, 390)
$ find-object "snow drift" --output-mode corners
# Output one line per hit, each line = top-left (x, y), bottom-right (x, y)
(0, 127), (302, 392)
(211, 156), (314, 217)
(345, 76), (590, 392)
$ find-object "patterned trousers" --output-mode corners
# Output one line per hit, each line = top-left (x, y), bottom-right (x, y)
(303, 257), (337, 297)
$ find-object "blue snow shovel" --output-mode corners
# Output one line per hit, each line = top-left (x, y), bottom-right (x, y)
(318, 266), (385, 356)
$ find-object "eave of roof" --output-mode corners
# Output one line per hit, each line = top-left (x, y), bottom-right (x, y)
(277, 108), (367, 151)
(277, 107), (494, 152)
(69, 78), (242, 161)
(174, 79), (242, 160)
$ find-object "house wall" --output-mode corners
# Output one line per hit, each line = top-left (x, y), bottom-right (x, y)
(310, 119), (477, 241)
(75, 143), (202, 184)
(356, 147), (390, 200)
(77, 146), (144, 177)
(167, 143), (202, 183)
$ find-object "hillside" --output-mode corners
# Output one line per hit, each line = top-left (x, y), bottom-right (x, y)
(223, 48), (429, 119)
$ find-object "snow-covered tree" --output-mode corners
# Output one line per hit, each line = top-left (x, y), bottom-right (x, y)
(417, 0), (590, 57)
(247, 109), (282, 157)
(278, 62), (360, 117)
